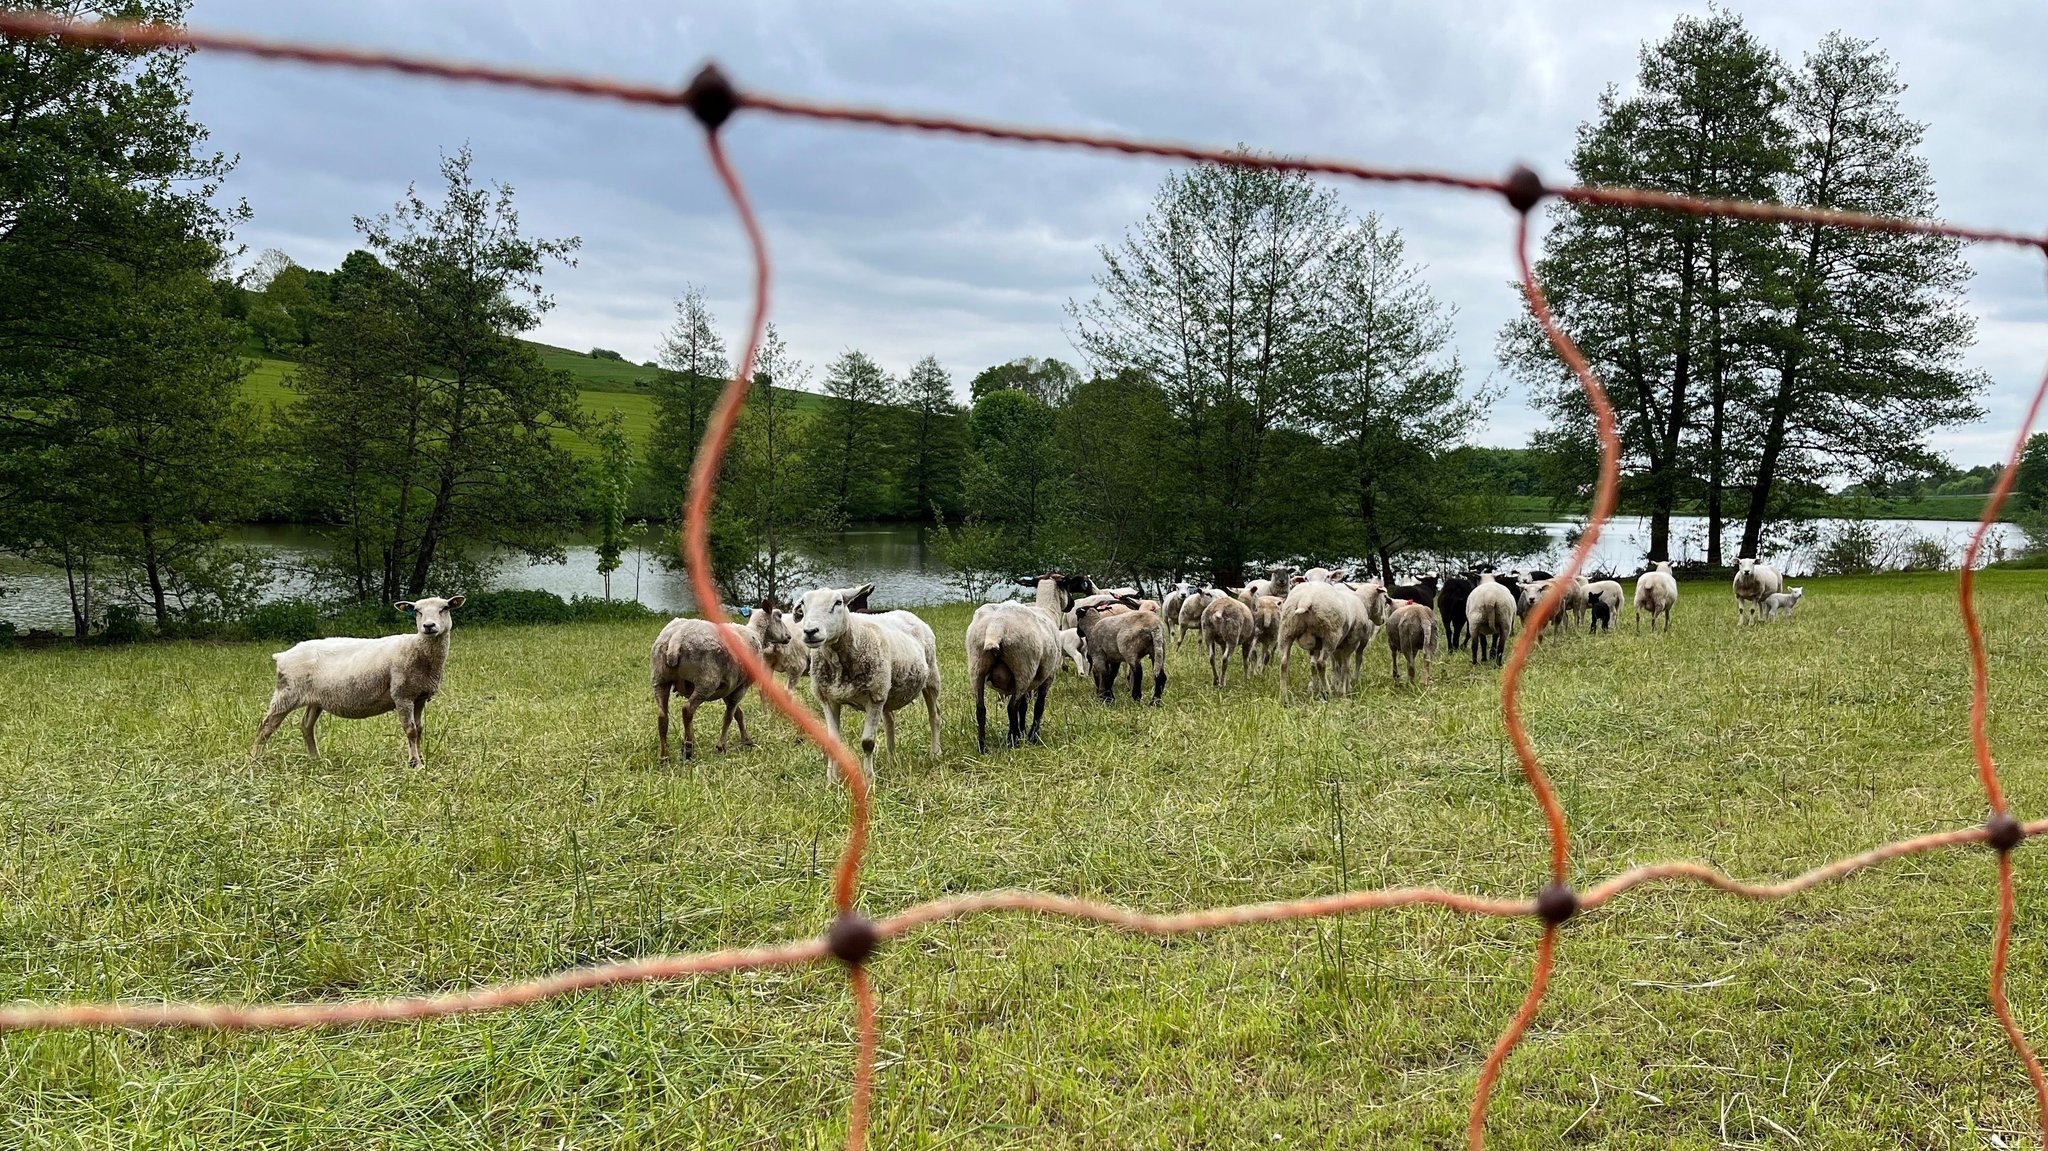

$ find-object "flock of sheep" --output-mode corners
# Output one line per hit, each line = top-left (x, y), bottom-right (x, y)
(245, 558), (1806, 774)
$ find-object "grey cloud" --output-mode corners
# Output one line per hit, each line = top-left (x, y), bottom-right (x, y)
(187, 0), (2048, 462)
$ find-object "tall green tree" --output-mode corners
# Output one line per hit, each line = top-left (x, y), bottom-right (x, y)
(1502, 11), (1790, 564)
(591, 411), (634, 600)
(1737, 34), (1983, 556)
(1071, 157), (1352, 578)
(286, 148), (585, 601)
(0, 0), (251, 635)
(968, 356), (1081, 406)
(646, 286), (729, 512)
(897, 354), (966, 522)
(811, 349), (897, 520)
(705, 324), (825, 605)
(1058, 371), (1180, 579)
(964, 389), (1065, 561)
(1302, 215), (1485, 578)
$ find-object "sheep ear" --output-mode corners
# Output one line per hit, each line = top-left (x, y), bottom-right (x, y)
(847, 584), (875, 612)
(394, 601), (415, 615)
(447, 595), (466, 609)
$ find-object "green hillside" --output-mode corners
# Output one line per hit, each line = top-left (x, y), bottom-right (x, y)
(238, 349), (821, 460)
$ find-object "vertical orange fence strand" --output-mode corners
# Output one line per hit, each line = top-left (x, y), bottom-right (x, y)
(0, 12), (2043, 1147)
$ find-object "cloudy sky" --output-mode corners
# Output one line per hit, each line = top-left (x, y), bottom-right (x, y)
(182, 0), (2047, 464)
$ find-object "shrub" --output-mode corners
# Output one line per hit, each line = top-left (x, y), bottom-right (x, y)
(243, 599), (325, 643)
(1900, 537), (1951, 572)
(100, 605), (146, 644)
(588, 347), (626, 362)
(327, 601), (406, 637)
(458, 589), (578, 626)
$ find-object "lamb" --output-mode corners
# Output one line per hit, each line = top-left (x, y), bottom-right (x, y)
(1200, 593), (1258, 687)
(794, 583), (942, 781)
(1336, 581), (1391, 692)
(1585, 579), (1624, 618)
(253, 594), (466, 767)
(1634, 561), (1679, 633)
(1277, 578), (1363, 700)
(1058, 627), (1089, 677)
(1390, 572), (1440, 610)
(1384, 600), (1438, 684)
(749, 599), (809, 691)
(1732, 556), (1783, 625)
(1075, 599), (1168, 704)
(1161, 581), (1198, 634)
(966, 601), (1062, 752)
(1465, 574), (1515, 667)
(1763, 586), (1805, 621)
(1174, 587), (1216, 646)
(1233, 586), (1285, 675)
(650, 610), (785, 762)
(1438, 572), (1476, 651)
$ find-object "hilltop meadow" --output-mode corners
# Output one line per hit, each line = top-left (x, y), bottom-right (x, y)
(4, 570), (2046, 1149)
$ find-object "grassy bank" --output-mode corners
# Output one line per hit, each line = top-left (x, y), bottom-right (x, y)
(4, 572), (2047, 1147)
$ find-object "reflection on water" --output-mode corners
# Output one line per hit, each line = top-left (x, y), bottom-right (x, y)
(0, 515), (2022, 631)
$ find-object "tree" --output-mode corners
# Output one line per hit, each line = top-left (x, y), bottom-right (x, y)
(646, 286), (729, 512)
(0, 0), (251, 636)
(1737, 34), (1984, 557)
(1071, 156), (1352, 578)
(286, 148), (585, 602)
(700, 324), (825, 605)
(1058, 371), (1181, 581)
(811, 349), (897, 520)
(245, 254), (332, 356)
(1502, 11), (1790, 564)
(964, 389), (1065, 562)
(592, 411), (634, 600)
(968, 356), (1081, 406)
(1301, 214), (1487, 578)
(897, 355), (966, 522)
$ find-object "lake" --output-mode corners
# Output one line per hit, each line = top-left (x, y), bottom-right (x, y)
(0, 516), (2024, 631)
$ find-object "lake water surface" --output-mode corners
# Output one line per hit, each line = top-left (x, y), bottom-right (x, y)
(0, 516), (2021, 631)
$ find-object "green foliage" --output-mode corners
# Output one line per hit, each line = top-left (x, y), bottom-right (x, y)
(451, 589), (658, 627)
(241, 599), (325, 644)
(928, 513), (1015, 602)
(811, 349), (899, 520)
(98, 604), (144, 645)
(896, 355), (967, 523)
(587, 347), (626, 362)
(964, 389), (1065, 565)
(281, 148), (585, 604)
(967, 356), (1080, 406)
(643, 286), (730, 515)
(1503, 17), (1984, 565)
(700, 325), (828, 606)
(1058, 371), (1180, 579)
(591, 412), (635, 599)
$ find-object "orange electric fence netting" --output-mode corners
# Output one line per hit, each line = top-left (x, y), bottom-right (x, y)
(0, 11), (2044, 1148)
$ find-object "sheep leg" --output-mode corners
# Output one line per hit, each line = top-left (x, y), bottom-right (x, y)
(1209, 642), (1221, 689)
(680, 697), (699, 762)
(1130, 660), (1143, 702)
(1027, 681), (1049, 744)
(859, 705), (881, 779)
(252, 692), (297, 756)
(1151, 655), (1166, 705)
(733, 699), (753, 749)
(1279, 641), (1294, 702)
(974, 676), (989, 755)
(300, 704), (322, 758)
(398, 698), (424, 768)
(821, 700), (845, 784)
(923, 684), (942, 756)
(655, 682), (672, 762)
(1011, 695), (1030, 748)
(715, 697), (737, 753)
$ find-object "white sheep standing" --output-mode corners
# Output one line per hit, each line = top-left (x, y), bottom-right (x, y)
(1277, 578), (1362, 700)
(1233, 586), (1285, 676)
(794, 583), (942, 781)
(1057, 626), (1089, 677)
(966, 601), (1062, 752)
(252, 595), (466, 767)
(1200, 593), (1257, 688)
(1465, 574), (1515, 667)
(1075, 600), (1169, 704)
(1174, 587), (1215, 647)
(1763, 586), (1805, 621)
(1732, 556), (1784, 625)
(1634, 561), (1679, 633)
(1384, 600), (1438, 684)
(651, 610), (786, 762)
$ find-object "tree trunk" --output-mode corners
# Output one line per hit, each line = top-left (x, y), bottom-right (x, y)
(140, 519), (170, 628)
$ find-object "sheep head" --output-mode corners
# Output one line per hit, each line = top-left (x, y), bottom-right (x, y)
(395, 595), (464, 637)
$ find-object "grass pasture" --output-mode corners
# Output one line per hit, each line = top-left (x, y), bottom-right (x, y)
(4, 572), (2048, 1148)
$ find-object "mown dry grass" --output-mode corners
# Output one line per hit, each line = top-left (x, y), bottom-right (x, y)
(4, 571), (2047, 1148)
